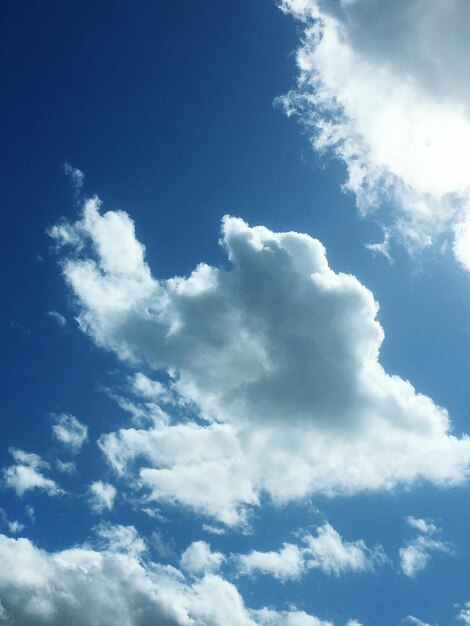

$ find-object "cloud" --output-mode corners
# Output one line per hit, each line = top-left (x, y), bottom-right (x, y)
(88, 481), (116, 513)
(131, 372), (173, 404)
(399, 517), (452, 577)
(180, 541), (224, 576)
(0, 531), (337, 626)
(404, 617), (432, 626)
(279, 0), (470, 267)
(51, 413), (88, 454)
(52, 200), (470, 524)
(47, 310), (67, 327)
(405, 516), (438, 536)
(235, 523), (385, 581)
(237, 542), (303, 581)
(0, 509), (25, 535)
(3, 448), (62, 497)
(94, 523), (146, 559)
(64, 162), (84, 197)
(459, 603), (470, 624)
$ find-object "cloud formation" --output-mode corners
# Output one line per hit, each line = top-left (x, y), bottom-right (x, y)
(88, 481), (117, 514)
(3, 448), (62, 497)
(51, 200), (470, 524)
(51, 413), (88, 454)
(279, 0), (470, 266)
(0, 530), (335, 626)
(235, 523), (385, 581)
(399, 516), (452, 578)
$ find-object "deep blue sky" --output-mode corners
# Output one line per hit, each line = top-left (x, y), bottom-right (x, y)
(2, 2), (470, 625)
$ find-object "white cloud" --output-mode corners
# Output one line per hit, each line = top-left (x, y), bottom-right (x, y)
(94, 523), (146, 559)
(3, 448), (62, 497)
(0, 509), (25, 535)
(0, 531), (337, 626)
(88, 481), (116, 513)
(405, 516), (438, 536)
(180, 541), (224, 576)
(47, 310), (67, 327)
(279, 0), (470, 267)
(131, 372), (173, 404)
(459, 603), (470, 624)
(51, 413), (88, 454)
(56, 460), (77, 474)
(405, 617), (432, 626)
(237, 542), (303, 581)
(236, 523), (385, 581)
(64, 162), (84, 196)
(53, 202), (470, 525)
(399, 518), (452, 577)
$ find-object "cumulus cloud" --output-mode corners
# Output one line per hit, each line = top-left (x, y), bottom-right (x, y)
(51, 413), (88, 453)
(180, 541), (224, 576)
(459, 603), (470, 624)
(0, 531), (336, 626)
(399, 517), (452, 577)
(236, 523), (385, 581)
(88, 481), (116, 513)
(3, 448), (62, 497)
(51, 200), (470, 524)
(279, 0), (470, 267)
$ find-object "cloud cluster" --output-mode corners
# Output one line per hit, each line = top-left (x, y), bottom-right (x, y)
(279, 0), (470, 266)
(49, 200), (470, 524)
(0, 530), (336, 626)
(235, 523), (385, 581)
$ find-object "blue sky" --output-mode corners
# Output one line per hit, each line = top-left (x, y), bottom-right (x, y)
(3, 2), (470, 625)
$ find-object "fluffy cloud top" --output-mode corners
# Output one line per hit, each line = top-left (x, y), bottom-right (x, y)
(3, 448), (62, 497)
(236, 523), (385, 581)
(0, 531), (335, 626)
(51, 200), (470, 524)
(279, 0), (470, 266)
(180, 541), (224, 576)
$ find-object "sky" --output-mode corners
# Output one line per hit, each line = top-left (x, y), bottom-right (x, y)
(2, 1), (470, 624)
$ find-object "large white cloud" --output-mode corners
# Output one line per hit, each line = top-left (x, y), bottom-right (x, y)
(279, 0), (470, 266)
(51, 199), (470, 524)
(0, 530), (334, 626)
